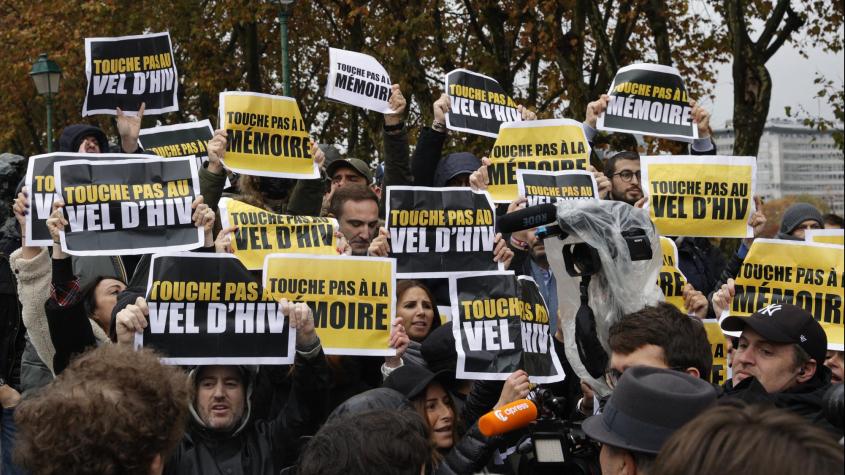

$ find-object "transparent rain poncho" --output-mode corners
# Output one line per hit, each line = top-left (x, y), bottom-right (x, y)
(545, 200), (662, 396)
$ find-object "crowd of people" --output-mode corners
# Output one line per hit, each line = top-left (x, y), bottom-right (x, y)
(0, 72), (843, 475)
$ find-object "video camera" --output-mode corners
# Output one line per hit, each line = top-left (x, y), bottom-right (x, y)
(498, 200), (663, 390)
(514, 388), (600, 475)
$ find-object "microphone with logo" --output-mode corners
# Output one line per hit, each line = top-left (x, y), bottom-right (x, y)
(478, 399), (539, 437)
(477, 389), (599, 474)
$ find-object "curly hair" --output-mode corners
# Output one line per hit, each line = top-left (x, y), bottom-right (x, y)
(14, 344), (191, 475)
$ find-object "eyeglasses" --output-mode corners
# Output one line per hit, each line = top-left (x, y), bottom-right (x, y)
(612, 170), (641, 183)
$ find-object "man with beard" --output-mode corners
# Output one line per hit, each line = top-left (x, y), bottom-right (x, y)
(603, 151), (644, 206)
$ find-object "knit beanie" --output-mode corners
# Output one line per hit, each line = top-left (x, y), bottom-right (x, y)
(779, 202), (823, 236)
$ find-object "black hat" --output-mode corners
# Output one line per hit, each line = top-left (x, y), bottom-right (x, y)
(582, 366), (717, 455)
(420, 322), (457, 373)
(721, 303), (827, 363)
(383, 365), (453, 400)
(433, 152), (480, 187)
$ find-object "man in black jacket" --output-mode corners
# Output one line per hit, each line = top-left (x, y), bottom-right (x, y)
(720, 303), (837, 434)
(116, 298), (332, 475)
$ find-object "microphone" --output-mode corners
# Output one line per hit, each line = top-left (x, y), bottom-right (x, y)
(496, 204), (557, 234)
(478, 399), (539, 437)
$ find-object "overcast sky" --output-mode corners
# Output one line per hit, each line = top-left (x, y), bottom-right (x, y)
(687, 1), (845, 129)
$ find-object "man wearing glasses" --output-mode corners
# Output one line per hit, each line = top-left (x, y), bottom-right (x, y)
(604, 151), (645, 205)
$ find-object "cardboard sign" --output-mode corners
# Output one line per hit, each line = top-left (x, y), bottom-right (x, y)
(598, 63), (696, 141)
(641, 155), (757, 238)
(54, 155), (203, 256)
(25, 153), (118, 246)
(732, 239), (843, 350)
(445, 69), (520, 138)
(658, 237), (689, 313)
(325, 48), (393, 113)
(516, 170), (598, 207)
(450, 271), (565, 383)
(83, 32), (178, 116)
(703, 319), (730, 386)
(386, 186), (502, 278)
(219, 91), (317, 179)
(805, 229), (845, 246)
(219, 197), (338, 270)
(138, 253), (295, 365)
(263, 254), (396, 356)
(488, 119), (591, 203)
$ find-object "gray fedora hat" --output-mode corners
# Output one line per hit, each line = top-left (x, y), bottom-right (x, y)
(582, 366), (717, 454)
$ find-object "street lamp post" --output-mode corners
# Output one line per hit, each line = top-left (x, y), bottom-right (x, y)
(29, 53), (62, 153)
(277, 0), (294, 97)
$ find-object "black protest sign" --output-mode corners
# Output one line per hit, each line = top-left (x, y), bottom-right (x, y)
(445, 69), (520, 138)
(139, 253), (294, 365)
(598, 63), (697, 141)
(386, 186), (502, 278)
(54, 156), (203, 256)
(450, 272), (565, 382)
(516, 170), (599, 207)
(24, 152), (116, 246)
(83, 32), (178, 116)
(138, 120), (213, 160)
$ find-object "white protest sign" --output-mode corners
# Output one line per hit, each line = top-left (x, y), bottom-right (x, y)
(324, 48), (393, 114)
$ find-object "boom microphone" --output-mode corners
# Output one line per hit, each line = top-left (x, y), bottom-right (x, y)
(496, 203), (557, 234)
(478, 399), (539, 437)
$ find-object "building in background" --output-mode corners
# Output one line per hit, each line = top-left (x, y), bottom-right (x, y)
(713, 119), (844, 214)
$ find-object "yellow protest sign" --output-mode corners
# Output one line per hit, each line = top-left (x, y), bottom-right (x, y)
(263, 254), (396, 356)
(641, 155), (756, 238)
(732, 239), (844, 350)
(487, 119), (590, 203)
(218, 91), (317, 178)
(658, 237), (688, 312)
(806, 229), (845, 246)
(703, 319), (729, 386)
(219, 198), (338, 270)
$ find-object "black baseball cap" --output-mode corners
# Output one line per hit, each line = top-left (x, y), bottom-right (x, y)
(582, 366), (717, 454)
(721, 303), (827, 363)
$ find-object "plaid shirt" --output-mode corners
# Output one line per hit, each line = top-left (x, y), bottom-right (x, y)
(50, 258), (82, 308)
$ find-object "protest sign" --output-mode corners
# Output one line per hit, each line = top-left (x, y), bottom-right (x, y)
(83, 32), (178, 116)
(450, 271), (565, 383)
(139, 120), (213, 161)
(516, 169), (598, 207)
(219, 91), (317, 179)
(219, 197), (338, 270)
(806, 229), (845, 246)
(597, 63), (697, 141)
(703, 319), (729, 386)
(731, 239), (843, 349)
(445, 69), (520, 138)
(488, 119), (590, 203)
(658, 237), (688, 313)
(54, 156), (203, 256)
(324, 48), (393, 113)
(137, 253), (294, 365)
(263, 254), (396, 356)
(25, 153), (117, 246)
(386, 186), (502, 278)
(641, 155), (756, 238)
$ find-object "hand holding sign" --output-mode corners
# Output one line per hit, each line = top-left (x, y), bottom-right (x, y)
(469, 157), (491, 191)
(368, 227), (390, 257)
(689, 99), (711, 139)
(116, 102), (145, 153)
(384, 85), (406, 126)
(385, 316), (410, 369)
(215, 226), (237, 254)
(46, 200), (68, 258)
(191, 196), (215, 246)
(682, 284), (708, 320)
(711, 278), (736, 319)
(495, 370), (531, 408)
(12, 188), (29, 240)
(116, 296), (149, 345)
(280, 298), (317, 348)
(433, 93), (450, 131)
(207, 129), (227, 174)
(585, 94), (610, 129)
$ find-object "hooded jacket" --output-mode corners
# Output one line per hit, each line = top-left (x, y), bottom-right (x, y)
(58, 124), (110, 154)
(164, 347), (332, 475)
